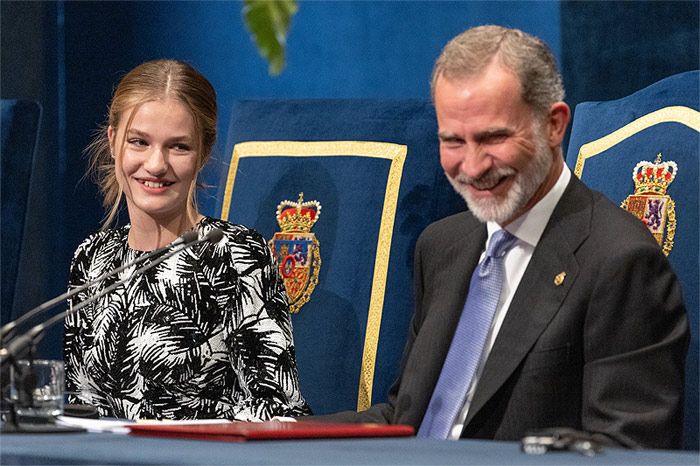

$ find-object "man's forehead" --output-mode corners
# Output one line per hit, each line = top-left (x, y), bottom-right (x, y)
(437, 62), (523, 95)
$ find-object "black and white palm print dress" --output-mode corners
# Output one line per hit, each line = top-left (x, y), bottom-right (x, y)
(64, 216), (310, 420)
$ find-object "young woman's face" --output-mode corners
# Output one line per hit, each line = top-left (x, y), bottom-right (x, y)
(108, 98), (198, 226)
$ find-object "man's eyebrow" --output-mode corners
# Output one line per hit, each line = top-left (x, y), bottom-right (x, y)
(474, 128), (512, 140)
(437, 131), (463, 141)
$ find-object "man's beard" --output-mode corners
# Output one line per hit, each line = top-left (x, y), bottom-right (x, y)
(447, 126), (553, 225)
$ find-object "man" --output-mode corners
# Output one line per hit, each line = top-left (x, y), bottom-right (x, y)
(319, 25), (689, 449)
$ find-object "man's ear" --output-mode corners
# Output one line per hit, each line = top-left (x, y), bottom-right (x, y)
(547, 102), (571, 148)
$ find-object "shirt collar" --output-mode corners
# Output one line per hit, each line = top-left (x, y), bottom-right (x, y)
(487, 163), (571, 247)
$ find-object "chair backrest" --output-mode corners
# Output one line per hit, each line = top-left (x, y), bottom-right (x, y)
(208, 99), (464, 414)
(565, 71), (700, 449)
(1, 100), (41, 325)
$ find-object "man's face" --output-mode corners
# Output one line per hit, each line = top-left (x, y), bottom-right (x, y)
(434, 62), (561, 226)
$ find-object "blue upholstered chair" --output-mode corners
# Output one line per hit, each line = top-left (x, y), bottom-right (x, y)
(207, 100), (464, 415)
(1, 100), (41, 326)
(565, 71), (700, 449)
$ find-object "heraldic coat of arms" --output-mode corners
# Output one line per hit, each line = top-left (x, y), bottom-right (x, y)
(621, 153), (678, 256)
(269, 193), (322, 313)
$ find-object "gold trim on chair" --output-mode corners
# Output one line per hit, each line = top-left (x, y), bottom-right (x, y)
(574, 106), (700, 178)
(220, 141), (407, 412)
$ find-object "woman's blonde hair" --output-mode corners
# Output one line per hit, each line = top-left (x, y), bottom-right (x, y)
(86, 59), (217, 229)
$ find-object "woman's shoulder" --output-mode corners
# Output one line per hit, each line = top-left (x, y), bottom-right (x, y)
(197, 217), (274, 272)
(72, 226), (128, 262)
(198, 216), (268, 246)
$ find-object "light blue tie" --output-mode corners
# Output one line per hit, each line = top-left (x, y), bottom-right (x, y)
(418, 229), (517, 439)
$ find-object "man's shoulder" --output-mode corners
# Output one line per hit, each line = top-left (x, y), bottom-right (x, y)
(557, 177), (658, 247)
(587, 189), (660, 246)
(419, 210), (481, 244)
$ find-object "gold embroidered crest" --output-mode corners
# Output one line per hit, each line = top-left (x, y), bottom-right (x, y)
(621, 154), (677, 256)
(269, 193), (322, 313)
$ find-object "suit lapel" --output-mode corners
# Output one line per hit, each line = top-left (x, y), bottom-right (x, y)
(464, 177), (593, 426)
(408, 217), (487, 422)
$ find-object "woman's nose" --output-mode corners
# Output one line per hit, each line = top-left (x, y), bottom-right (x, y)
(143, 147), (168, 175)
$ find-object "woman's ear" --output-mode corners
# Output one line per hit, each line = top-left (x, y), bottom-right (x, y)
(107, 126), (116, 158)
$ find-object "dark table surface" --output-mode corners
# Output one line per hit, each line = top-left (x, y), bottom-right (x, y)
(1, 432), (698, 465)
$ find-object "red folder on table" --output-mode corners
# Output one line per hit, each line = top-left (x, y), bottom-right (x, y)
(128, 421), (415, 442)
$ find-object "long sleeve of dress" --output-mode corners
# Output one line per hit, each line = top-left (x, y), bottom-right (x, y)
(223, 228), (310, 420)
(64, 235), (98, 400)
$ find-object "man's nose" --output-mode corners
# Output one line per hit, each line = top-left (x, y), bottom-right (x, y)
(458, 145), (492, 179)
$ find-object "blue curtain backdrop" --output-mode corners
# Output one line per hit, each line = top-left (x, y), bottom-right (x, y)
(0, 0), (563, 357)
(1, 0), (697, 447)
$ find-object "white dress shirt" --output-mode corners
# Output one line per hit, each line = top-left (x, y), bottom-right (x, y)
(447, 164), (572, 440)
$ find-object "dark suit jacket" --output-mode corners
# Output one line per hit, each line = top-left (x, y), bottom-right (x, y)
(320, 176), (689, 449)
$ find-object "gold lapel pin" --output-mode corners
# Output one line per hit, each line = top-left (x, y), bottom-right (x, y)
(554, 272), (566, 286)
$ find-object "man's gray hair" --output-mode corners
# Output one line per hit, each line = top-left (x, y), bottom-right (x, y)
(431, 25), (565, 116)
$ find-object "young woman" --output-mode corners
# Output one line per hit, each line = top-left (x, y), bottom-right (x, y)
(64, 59), (310, 421)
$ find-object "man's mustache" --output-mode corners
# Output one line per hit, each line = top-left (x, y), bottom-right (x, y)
(452, 167), (517, 190)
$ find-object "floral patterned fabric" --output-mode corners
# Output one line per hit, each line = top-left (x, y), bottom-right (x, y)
(64, 216), (310, 420)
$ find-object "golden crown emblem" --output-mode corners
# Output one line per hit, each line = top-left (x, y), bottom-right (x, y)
(631, 153), (677, 195)
(275, 192), (321, 233)
(622, 153), (678, 257)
